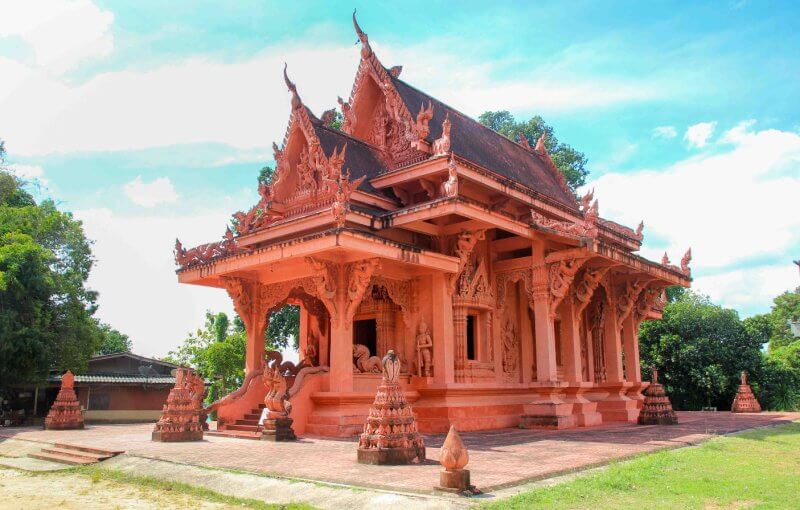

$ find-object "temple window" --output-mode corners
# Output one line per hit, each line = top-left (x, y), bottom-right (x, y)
(466, 314), (477, 361)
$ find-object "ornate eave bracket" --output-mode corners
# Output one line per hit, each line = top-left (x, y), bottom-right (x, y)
(448, 229), (485, 294)
(572, 265), (612, 316)
(547, 257), (588, 318)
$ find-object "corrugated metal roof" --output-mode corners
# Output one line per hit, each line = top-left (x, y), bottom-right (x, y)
(48, 375), (176, 384)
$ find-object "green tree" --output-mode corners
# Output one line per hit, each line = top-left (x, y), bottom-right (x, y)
(755, 287), (800, 350)
(164, 311), (246, 403)
(0, 158), (101, 383)
(95, 322), (132, 355)
(0, 231), (55, 386)
(478, 111), (589, 193)
(639, 291), (763, 410)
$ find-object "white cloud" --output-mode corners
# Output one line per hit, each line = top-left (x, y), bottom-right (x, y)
(7, 163), (47, 183)
(75, 208), (235, 357)
(652, 126), (677, 139)
(123, 176), (179, 207)
(0, 33), (669, 157)
(0, 0), (114, 73)
(585, 121), (800, 314)
(694, 264), (798, 314)
(684, 121), (717, 148)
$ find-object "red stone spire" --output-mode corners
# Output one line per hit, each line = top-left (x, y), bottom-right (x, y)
(637, 366), (678, 425)
(44, 370), (84, 430)
(152, 367), (205, 442)
(731, 371), (762, 413)
(357, 350), (426, 464)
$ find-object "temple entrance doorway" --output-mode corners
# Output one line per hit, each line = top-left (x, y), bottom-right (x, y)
(353, 319), (377, 357)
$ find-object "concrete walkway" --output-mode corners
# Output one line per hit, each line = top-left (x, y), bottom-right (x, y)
(1, 412), (797, 508)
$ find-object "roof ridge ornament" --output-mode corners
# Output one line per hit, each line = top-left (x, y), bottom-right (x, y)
(283, 62), (302, 110)
(518, 131), (532, 151)
(353, 9), (372, 58)
(534, 132), (547, 153)
(432, 113), (451, 156)
(579, 188), (594, 213)
(681, 248), (692, 275)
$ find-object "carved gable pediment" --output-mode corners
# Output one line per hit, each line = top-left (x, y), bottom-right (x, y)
(338, 19), (427, 168)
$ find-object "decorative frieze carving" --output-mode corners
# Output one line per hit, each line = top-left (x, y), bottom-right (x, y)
(496, 268), (534, 311)
(531, 203), (598, 239)
(501, 318), (519, 381)
(373, 276), (413, 325)
(175, 228), (240, 269)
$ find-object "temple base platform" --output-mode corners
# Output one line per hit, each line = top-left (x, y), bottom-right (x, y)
(151, 430), (203, 442)
(357, 445), (426, 465)
(44, 422), (85, 431)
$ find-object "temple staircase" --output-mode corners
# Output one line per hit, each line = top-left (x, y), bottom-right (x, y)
(28, 443), (124, 465)
(207, 404), (265, 440)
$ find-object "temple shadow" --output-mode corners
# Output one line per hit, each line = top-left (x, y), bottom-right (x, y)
(416, 413), (798, 453)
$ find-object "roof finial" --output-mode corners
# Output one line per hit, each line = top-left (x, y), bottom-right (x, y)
(535, 131), (548, 153)
(352, 9), (372, 58)
(283, 62), (302, 110)
(636, 221), (644, 239)
(518, 131), (532, 151)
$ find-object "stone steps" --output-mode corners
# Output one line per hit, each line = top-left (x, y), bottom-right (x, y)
(28, 443), (123, 466)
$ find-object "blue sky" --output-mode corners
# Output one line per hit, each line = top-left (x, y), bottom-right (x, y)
(1, 1), (799, 356)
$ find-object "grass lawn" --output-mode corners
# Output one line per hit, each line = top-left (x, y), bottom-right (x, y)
(483, 421), (800, 510)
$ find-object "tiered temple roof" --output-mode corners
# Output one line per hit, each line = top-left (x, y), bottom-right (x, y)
(174, 11), (690, 293)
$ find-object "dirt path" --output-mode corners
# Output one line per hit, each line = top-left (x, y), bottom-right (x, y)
(0, 467), (243, 510)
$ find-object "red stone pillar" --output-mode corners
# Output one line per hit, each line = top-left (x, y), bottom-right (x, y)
(376, 302), (395, 358)
(621, 314), (641, 383)
(531, 261), (557, 383)
(245, 313), (267, 373)
(560, 299), (583, 383)
(329, 324), (354, 392)
(603, 304), (624, 383)
(431, 273), (455, 384)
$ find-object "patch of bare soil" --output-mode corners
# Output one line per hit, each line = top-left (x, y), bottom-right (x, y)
(0, 468), (243, 510)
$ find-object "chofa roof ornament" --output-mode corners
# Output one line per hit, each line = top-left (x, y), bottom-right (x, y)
(283, 62), (302, 110)
(352, 9), (372, 58)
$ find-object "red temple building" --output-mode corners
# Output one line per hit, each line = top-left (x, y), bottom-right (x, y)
(174, 13), (691, 438)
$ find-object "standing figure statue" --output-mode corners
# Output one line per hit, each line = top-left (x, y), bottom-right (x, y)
(416, 318), (434, 377)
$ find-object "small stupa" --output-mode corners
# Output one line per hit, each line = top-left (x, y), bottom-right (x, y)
(44, 370), (84, 430)
(152, 367), (204, 442)
(731, 371), (762, 413)
(637, 366), (678, 425)
(357, 350), (426, 465)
